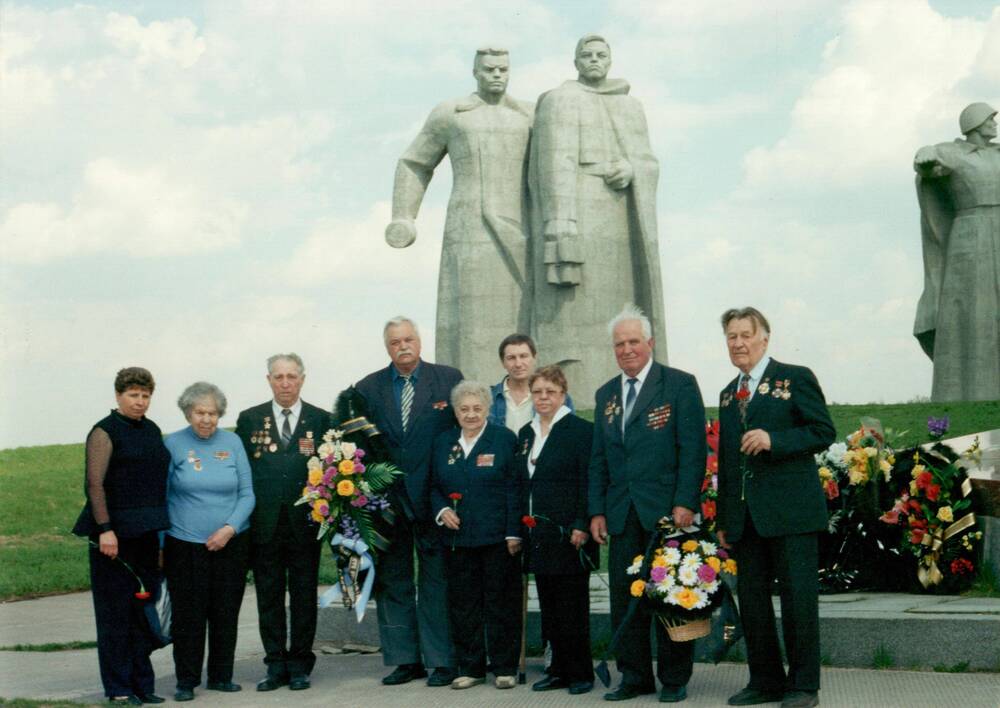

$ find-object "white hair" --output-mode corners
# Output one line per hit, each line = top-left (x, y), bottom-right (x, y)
(607, 303), (652, 340)
(383, 316), (421, 343)
(450, 380), (492, 410)
(267, 353), (305, 375)
(177, 381), (228, 417)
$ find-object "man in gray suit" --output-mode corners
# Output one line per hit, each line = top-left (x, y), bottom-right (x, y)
(589, 304), (706, 703)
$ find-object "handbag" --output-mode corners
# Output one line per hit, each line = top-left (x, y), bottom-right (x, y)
(141, 578), (172, 649)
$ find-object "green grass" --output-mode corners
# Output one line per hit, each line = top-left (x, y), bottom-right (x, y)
(963, 564), (1000, 598)
(0, 641), (97, 652)
(0, 700), (103, 708)
(1, 401), (997, 600)
(872, 643), (895, 669)
(932, 661), (971, 673)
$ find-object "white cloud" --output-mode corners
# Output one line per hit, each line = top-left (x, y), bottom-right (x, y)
(104, 12), (206, 69)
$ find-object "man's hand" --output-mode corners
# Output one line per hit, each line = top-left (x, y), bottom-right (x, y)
(604, 160), (634, 190)
(672, 506), (695, 528)
(717, 530), (732, 550)
(569, 529), (589, 549)
(440, 508), (461, 531)
(206, 525), (235, 552)
(740, 429), (772, 456)
(590, 515), (608, 545)
(506, 539), (522, 555)
(99, 530), (118, 559)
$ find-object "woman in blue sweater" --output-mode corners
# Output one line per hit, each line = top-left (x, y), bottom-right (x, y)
(164, 382), (255, 702)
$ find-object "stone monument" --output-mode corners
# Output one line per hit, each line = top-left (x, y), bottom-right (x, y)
(528, 34), (667, 406)
(385, 48), (533, 383)
(913, 102), (1000, 401)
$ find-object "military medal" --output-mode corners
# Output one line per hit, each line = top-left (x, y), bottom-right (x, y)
(269, 443), (278, 453)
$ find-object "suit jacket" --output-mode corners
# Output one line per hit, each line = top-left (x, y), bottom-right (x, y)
(355, 361), (463, 522)
(430, 423), (521, 547)
(716, 358), (835, 542)
(588, 362), (706, 535)
(516, 413), (598, 574)
(235, 400), (332, 545)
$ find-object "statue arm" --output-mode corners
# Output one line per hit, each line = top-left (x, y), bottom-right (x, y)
(914, 144), (952, 179)
(386, 104), (451, 248)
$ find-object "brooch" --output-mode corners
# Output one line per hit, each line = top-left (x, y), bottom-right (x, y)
(720, 391), (733, 408)
(757, 380), (770, 395)
(187, 450), (203, 472)
(447, 444), (463, 465)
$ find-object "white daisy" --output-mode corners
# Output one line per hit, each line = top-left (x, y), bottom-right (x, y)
(693, 588), (709, 609)
(681, 552), (701, 569)
(663, 548), (681, 566)
(699, 540), (718, 555)
(678, 566), (698, 587)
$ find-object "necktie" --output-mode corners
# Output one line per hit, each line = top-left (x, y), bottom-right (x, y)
(623, 377), (638, 429)
(281, 408), (292, 446)
(400, 375), (414, 432)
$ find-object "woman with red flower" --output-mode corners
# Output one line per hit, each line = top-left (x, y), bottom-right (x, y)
(72, 367), (171, 705)
(515, 365), (598, 695)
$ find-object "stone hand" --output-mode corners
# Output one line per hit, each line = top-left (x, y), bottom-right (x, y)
(604, 160), (634, 190)
(385, 219), (417, 248)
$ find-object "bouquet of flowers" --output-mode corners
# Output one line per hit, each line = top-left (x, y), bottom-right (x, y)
(700, 420), (720, 532)
(625, 521), (737, 641)
(880, 439), (981, 592)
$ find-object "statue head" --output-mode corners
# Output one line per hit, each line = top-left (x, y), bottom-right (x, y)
(473, 48), (510, 100)
(574, 34), (611, 87)
(959, 102), (997, 136)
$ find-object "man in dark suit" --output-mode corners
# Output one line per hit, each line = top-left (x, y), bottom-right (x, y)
(355, 317), (462, 687)
(715, 308), (835, 708)
(235, 353), (331, 692)
(589, 304), (706, 703)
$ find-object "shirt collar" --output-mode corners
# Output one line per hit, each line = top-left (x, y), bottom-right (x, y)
(458, 424), (487, 456)
(272, 399), (303, 419)
(392, 360), (421, 382)
(744, 355), (771, 384)
(621, 357), (654, 387)
(530, 405), (572, 436)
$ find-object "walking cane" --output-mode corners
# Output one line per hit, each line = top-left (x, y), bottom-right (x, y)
(518, 574), (528, 684)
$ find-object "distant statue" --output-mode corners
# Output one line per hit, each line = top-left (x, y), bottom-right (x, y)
(529, 34), (667, 406)
(914, 102), (1000, 401)
(385, 48), (533, 383)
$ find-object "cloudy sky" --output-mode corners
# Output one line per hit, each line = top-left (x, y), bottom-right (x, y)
(1, 0), (997, 448)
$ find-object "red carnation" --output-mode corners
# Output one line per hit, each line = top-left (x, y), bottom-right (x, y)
(915, 471), (933, 490)
(824, 479), (840, 501)
(909, 528), (926, 544)
(134, 590), (151, 600)
(735, 388), (750, 401)
(448, 492), (463, 501)
(701, 500), (717, 520)
(521, 515), (537, 528)
(925, 484), (941, 501)
(950, 558), (974, 575)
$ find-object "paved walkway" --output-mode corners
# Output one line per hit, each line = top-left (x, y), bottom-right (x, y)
(2, 591), (999, 707)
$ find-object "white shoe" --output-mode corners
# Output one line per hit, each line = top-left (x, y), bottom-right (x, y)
(451, 676), (485, 690)
(495, 676), (517, 689)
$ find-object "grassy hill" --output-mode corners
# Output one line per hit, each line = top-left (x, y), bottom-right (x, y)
(1, 400), (997, 600)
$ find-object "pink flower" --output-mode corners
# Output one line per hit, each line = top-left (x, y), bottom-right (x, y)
(650, 566), (668, 582)
(666, 540), (680, 548)
(350, 496), (368, 508)
(879, 509), (900, 525)
(355, 449), (366, 459)
(354, 462), (366, 474)
(697, 564), (717, 583)
(717, 549), (728, 559)
(322, 468), (337, 484)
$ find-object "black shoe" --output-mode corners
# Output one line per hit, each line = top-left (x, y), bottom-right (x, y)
(569, 681), (594, 695)
(108, 698), (141, 706)
(256, 676), (289, 692)
(135, 695), (165, 704)
(660, 685), (687, 703)
(289, 676), (311, 690)
(382, 664), (427, 686)
(604, 683), (656, 701)
(532, 675), (569, 691)
(781, 691), (818, 708)
(173, 688), (194, 702)
(206, 681), (242, 692)
(426, 667), (455, 687)
(728, 687), (785, 705)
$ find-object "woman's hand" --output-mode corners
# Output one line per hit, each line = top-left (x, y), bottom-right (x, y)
(506, 538), (522, 555)
(569, 529), (589, 549)
(99, 530), (118, 559)
(206, 525), (235, 552)
(440, 508), (461, 531)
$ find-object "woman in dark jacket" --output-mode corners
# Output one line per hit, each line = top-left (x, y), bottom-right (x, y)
(430, 380), (523, 691)
(516, 365), (598, 695)
(72, 367), (170, 705)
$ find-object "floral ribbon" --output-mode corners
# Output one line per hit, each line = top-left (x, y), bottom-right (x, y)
(918, 511), (976, 588)
(318, 533), (376, 623)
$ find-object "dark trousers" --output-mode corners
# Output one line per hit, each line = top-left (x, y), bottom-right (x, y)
(163, 533), (249, 689)
(445, 543), (522, 677)
(609, 506), (694, 689)
(89, 531), (159, 698)
(535, 573), (594, 683)
(735, 516), (820, 693)
(251, 506), (321, 679)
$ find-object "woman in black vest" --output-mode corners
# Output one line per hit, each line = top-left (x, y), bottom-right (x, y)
(516, 365), (598, 695)
(73, 367), (170, 705)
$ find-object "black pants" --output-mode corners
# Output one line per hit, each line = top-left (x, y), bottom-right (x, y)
(89, 531), (159, 698)
(535, 573), (594, 683)
(608, 506), (693, 689)
(736, 516), (820, 693)
(445, 543), (522, 677)
(251, 507), (321, 679)
(164, 533), (249, 689)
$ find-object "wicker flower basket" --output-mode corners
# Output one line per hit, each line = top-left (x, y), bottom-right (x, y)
(658, 616), (711, 642)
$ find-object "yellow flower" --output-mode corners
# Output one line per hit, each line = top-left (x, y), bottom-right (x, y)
(723, 559), (738, 575)
(864, 446), (878, 458)
(301, 486), (311, 498)
(308, 469), (322, 486)
(338, 459), (356, 475)
(675, 588), (699, 609)
(310, 507), (325, 523)
(818, 466), (833, 481)
(706, 556), (721, 573)
(937, 506), (953, 523)
(911, 464), (925, 479)
(681, 540), (699, 552)
(652, 557), (668, 568)
(630, 580), (646, 597)
(848, 468), (868, 485)
(887, 453), (895, 465)
(879, 459), (892, 474)
(909, 480), (918, 496)
(632, 554), (644, 565)
(336, 479), (356, 497)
